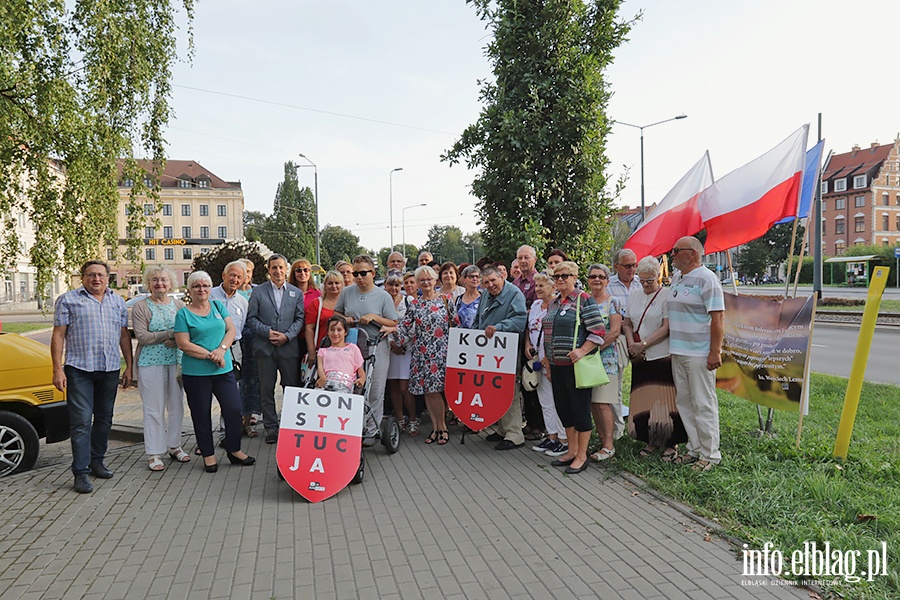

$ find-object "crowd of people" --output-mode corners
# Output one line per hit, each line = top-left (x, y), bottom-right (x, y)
(50, 235), (725, 493)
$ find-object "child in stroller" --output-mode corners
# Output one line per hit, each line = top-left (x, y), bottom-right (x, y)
(316, 315), (366, 394)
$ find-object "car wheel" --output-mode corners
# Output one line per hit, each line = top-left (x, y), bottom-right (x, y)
(0, 411), (40, 477)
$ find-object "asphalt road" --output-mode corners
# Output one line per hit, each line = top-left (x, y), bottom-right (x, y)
(809, 323), (899, 385)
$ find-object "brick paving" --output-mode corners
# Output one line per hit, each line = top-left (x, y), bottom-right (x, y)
(0, 387), (811, 600)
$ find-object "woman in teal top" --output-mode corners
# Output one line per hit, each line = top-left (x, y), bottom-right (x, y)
(175, 271), (255, 473)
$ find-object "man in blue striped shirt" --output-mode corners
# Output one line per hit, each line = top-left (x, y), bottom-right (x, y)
(52, 261), (133, 493)
(668, 237), (725, 471)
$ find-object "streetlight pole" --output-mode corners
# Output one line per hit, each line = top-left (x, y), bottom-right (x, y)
(297, 154), (320, 266)
(402, 203), (427, 264)
(389, 167), (403, 251)
(613, 115), (687, 220)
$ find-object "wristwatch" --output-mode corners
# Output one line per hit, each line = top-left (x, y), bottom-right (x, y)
(642, 341), (648, 348)
(220, 344), (228, 350)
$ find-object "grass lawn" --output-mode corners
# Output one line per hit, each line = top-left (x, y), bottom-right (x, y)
(1, 322), (50, 334)
(615, 372), (899, 599)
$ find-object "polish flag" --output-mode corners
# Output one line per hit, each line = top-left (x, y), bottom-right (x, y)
(699, 125), (809, 253)
(624, 152), (713, 258)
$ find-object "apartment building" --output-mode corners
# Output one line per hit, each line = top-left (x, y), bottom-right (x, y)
(820, 139), (900, 255)
(109, 160), (244, 288)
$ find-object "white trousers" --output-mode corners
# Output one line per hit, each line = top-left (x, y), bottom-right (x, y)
(138, 364), (185, 455)
(671, 354), (721, 464)
(536, 373), (565, 438)
(367, 340), (391, 435)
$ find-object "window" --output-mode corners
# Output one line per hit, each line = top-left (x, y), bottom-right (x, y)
(853, 175), (866, 189)
(162, 203), (172, 216)
(197, 179), (209, 189)
(123, 178), (134, 188)
(883, 239), (891, 247)
(835, 241), (845, 255)
(144, 227), (155, 238)
(182, 226), (191, 238)
(854, 216), (865, 232)
(217, 226), (227, 238)
(145, 248), (155, 261)
(199, 204), (209, 217)
(217, 204), (227, 217)
(884, 193), (890, 206)
(143, 177), (152, 187)
(124, 205), (132, 216)
(181, 204), (191, 216)
(143, 203), (154, 215)
(835, 179), (847, 192)
(854, 238), (865, 246)
(183, 272), (190, 286)
(897, 193), (900, 206)
(163, 226), (173, 239)
(200, 226), (209, 239)
(883, 214), (890, 230)
(106, 248), (115, 261)
(896, 215), (900, 230)
(835, 197), (846, 210)
(854, 195), (866, 208)
(821, 219), (826, 235)
(183, 248), (192, 260)
(835, 217), (845, 234)
(178, 178), (191, 188)
(821, 181), (828, 194)
(164, 248), (174, 261)
(822, 199), (827, 212)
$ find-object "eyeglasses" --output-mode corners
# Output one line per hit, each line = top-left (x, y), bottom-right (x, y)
(551, 274), (573, 281)
(639, 278), (658, 284)
(352, 270), (373, 277)
(294, 267), (310, 273)
(587, 274), (608, 280)
(671, 247), (694, 256)
(618, 263), (637, 269)
(466, 274), (480, 279)
(191, 284), (211, 290)
(83, 273), (108, 279)
(416, 278), (434, 284)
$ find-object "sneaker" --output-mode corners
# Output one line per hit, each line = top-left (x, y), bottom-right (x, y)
(362, 437), (378, 447)
(264, 429), (278, 444)
(545, 441), (569, 457)
(531, 437), (554, 452)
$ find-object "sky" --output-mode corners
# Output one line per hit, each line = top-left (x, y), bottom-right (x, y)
(163, 0), (900, 259)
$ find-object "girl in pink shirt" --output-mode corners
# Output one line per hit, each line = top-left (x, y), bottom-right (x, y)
(316, 316), (366, 393)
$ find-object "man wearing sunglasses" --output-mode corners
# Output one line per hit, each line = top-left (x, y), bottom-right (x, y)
(607, 248), (639, 438)
(335, 254), (399, 443)
(247, 253), (306, 444)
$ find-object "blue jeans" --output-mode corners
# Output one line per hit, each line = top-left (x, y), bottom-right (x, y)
(65, 366), (120, 475)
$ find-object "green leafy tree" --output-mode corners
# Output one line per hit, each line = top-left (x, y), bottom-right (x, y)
(254, 162), (316, 262)
(736, 222), (804, 278)
(243, 210), (268, 242)
(0, 1), (193, 299)
(425, 225), (471, 264)
(442, 0), (634, 263)
(319, 225), (364, 269)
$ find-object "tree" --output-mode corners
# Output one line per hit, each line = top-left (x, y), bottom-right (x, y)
(319, 225), (364, 269)
(191, 240), (270, 286)
(243, 210), (268, 242)
(253, 162), (316, 263)
(1, 1), (193, 299)
(425, 225), (471, 264)
(735, 222), (804, 277)
(442, 0), (634, 264)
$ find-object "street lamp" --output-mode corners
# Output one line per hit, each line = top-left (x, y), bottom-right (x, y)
(402, 203), (427, 263)
(613, 115), (687, 220)
(389, 167), (403, 251)
(297, 154), (320, 266)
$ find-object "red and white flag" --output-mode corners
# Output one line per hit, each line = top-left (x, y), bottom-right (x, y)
(699, 125), (809, 253)
(624, 152), (713, 258)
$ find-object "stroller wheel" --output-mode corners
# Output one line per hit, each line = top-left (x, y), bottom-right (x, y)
(381, 416), (401, 454)
(351, 454), (365, 484)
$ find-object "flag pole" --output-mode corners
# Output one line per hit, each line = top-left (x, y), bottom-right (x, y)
(783, 217), (800, 298)
(796, 294), (818, 449)
(792, 220), (809, 298)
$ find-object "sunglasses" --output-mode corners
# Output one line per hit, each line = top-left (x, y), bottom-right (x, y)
(587, 274), (608, 280)
(352, 270), (373, 277)
(671, 247), (693, 255)
(294, 267), (310, 273)
(552, 274), (573, 281)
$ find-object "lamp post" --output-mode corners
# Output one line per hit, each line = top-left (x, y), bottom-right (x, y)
(389, 167), (403, 251)
(613, 115), (687, 220)
(402, 203), (427, 264)
(297, 154), (320, 266)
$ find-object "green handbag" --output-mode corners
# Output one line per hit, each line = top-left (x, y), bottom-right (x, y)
(572, 294), (610, 389)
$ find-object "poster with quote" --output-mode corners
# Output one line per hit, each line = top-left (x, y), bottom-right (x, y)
(717, 293), (816, 412)
(444, 328), (519, 431)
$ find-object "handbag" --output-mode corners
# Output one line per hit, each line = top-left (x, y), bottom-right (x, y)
(572, 294), (610, 389)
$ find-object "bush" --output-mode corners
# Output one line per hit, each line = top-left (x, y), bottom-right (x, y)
(191, 240), (271, 286)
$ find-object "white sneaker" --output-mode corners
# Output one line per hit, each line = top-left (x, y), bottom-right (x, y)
(545, 441), (569, 457)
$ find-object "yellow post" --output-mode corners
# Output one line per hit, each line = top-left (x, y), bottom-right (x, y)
(833, 266), (890, 460)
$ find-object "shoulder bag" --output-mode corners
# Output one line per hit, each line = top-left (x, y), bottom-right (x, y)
(572, 294), (609, 389)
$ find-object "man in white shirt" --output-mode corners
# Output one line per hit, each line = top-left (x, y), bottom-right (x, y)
(607, 249), (638, 438)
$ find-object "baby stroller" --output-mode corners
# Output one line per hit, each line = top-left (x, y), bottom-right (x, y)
(305, 328), (401, 483)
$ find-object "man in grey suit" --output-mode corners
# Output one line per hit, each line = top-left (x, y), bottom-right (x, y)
(247, 254), (305, 443)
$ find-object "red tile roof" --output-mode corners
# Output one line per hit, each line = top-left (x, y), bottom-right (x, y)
(118, 159), (241, 189)
(822, 143), (892, 184)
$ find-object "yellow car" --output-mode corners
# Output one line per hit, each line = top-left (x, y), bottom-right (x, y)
(0, 332), (69, 477)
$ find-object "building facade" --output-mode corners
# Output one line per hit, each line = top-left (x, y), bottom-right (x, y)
(109, 160), (244, 289)
(820, 139), (900, 255)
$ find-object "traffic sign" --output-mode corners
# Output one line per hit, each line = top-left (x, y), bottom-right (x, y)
(894, 247), (900, 258)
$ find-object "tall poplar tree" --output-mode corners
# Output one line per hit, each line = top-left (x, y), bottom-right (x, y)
(443, 0), (634, 263)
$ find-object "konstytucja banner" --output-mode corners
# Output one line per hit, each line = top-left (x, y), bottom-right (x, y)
(716, 293), (816, 412)
(444, 328), (519, 431)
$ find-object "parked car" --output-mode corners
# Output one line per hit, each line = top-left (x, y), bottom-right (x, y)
(0, 332), (69, 477)
(126, 292), (184, 335)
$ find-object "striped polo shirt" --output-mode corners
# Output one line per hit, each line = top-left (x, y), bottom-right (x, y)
(668, 267), (724, 357)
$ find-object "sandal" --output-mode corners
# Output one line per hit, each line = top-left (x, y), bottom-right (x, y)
(692, 459), (716, 472)
(242, 415), (258, 438)
(148, 456), (165, 471)
(168, 447), (190, 463)
(425, 430), (439, 445)
(589, 447), (616, 462)
(194, 447), (202, 456)
(661, 448), (678, 462)
(638, 445), (657, 458)
(408, 419), (419, 437)
(674, 454), (699, 465)
(436, 430), (449, 446)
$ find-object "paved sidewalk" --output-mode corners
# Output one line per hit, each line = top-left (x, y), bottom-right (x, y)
(0, 389), (810, 600)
